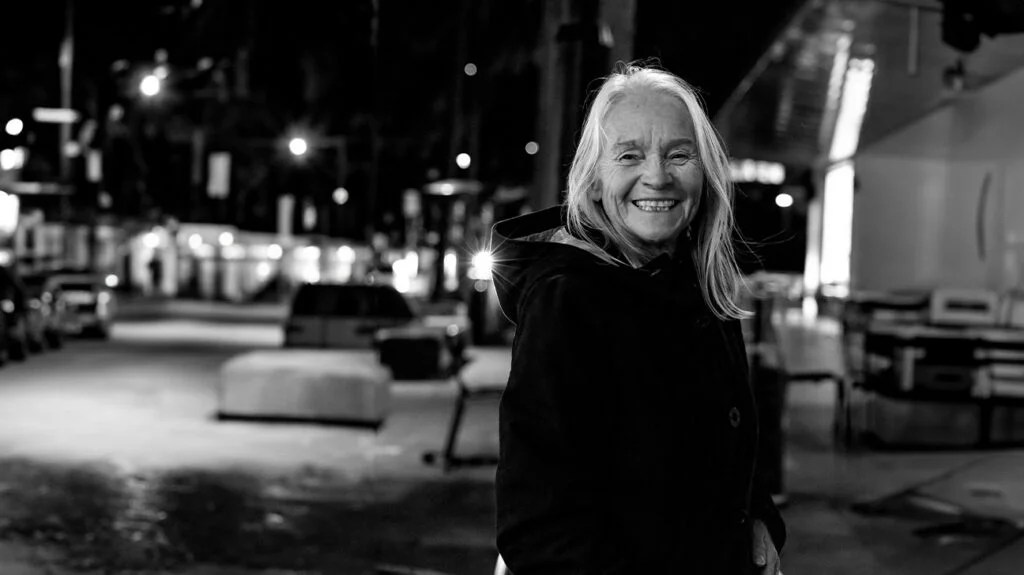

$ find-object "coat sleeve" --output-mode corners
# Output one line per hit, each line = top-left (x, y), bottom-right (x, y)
(496, 275), (631, 574)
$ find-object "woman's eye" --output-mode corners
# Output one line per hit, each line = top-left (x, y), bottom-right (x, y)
(617, 153), (641, 162)
(669, 151), (694, 162)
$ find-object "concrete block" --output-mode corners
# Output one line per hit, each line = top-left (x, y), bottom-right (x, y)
(218, 349), (390, 427)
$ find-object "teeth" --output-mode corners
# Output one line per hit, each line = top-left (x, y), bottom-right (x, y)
(632, 200), (678, 212)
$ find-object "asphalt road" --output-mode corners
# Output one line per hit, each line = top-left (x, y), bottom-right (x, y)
(0, 320), (503, 574)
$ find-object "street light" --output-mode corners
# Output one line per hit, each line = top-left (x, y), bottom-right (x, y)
(288, 137), (308, 157)
(4, 118), (23, 136)
(775, 192), (794, 208)
(140, 74), (161, 97)
(0, 148), (25, 171)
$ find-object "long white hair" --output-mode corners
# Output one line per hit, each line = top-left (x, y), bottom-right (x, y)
(565, 62), (747, 320)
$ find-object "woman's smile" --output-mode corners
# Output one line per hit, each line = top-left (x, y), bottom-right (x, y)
(631, 199), (680, 212)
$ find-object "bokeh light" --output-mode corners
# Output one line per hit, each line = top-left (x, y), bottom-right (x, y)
(140, 74), (161, 97)
(289, 137), (308, 156)
(4, 118), (23, 136)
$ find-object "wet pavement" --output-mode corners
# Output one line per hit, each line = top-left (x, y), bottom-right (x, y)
(0, 316), (504, 574)
(0, 458), (497, 574)
(4, 302), (1024, 574)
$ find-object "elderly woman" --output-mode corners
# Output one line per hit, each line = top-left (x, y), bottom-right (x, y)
(491, 63), (785, 574)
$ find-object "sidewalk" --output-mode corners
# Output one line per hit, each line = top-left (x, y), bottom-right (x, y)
(116, 296), (288, 324)
(771, 312), (1024, 575)
(3, 309), (1024, 573)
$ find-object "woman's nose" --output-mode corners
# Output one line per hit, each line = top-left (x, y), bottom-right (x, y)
(642, 158), (671, 188)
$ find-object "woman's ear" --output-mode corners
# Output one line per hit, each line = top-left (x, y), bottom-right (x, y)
(587, 182), (602, 202)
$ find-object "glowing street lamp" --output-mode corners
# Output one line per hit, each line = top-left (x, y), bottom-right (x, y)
(288, 137), (308, 157)
(0, 148), (25, 171)
(140, 74), (161, 97)
(4, 118), (23, 136)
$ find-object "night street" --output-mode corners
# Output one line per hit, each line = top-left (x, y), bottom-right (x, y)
(0, 318), (505, 574)
(6, 0), (1024, 573)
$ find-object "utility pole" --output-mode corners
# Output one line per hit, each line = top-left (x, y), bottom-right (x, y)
(366, 0), (381, 244)
(59, 0), (74, 183)
(533, 0), (632, 210)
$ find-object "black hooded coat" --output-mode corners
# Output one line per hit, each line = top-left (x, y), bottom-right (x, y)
(491, 206), (785, 574)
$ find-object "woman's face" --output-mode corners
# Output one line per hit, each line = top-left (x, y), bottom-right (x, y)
(594, 89), (703, 253)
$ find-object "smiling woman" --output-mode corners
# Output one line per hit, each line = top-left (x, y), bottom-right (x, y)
(491, 62), (786, 575)
(593, 89), (704, 255)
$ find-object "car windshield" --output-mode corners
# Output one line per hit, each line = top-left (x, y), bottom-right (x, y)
(291, 285), (414, 319)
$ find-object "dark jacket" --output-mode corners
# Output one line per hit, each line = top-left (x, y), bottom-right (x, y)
(491, 206), (785, 574)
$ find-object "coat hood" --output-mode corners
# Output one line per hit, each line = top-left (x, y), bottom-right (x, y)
(489, 206), (610, 325)
(490, 205), (704, 326)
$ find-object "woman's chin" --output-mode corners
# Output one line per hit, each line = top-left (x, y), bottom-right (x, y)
(634, 227), (683, 248)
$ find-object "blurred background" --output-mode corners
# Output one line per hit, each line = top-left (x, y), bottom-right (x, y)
(4, 1), (1024, 574)
(0, 0), (809, 315)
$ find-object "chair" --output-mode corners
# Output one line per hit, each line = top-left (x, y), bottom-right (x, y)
(835, 299), (876, 446)
(835, 295), (929, 447)
(972, 294), (1024, 401)
(422, 347), (510, 472)
(999, 291), (1024, 329)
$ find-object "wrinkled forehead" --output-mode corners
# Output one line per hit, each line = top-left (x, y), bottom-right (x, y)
(599, 87), (697, 147)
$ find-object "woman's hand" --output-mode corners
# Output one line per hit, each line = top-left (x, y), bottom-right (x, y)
(752, 518), (782, 575)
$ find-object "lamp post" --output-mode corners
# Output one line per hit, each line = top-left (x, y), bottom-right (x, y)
(59, 0), (74, 183)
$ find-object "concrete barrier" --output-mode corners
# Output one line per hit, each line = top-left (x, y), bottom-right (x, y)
(217, 349), (390, 428)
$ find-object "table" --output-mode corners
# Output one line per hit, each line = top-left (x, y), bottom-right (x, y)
(861, 323), (1024, 446)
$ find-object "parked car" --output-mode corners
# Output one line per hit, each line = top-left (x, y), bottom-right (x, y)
(283, 283), (418, 349)
(0, 265), (29, 360)
(21, 273), (68, 349)
(49, 273), (116, 338)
